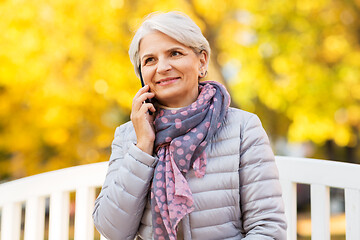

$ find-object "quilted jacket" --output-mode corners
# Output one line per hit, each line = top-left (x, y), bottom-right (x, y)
(93, 108), (287, 239)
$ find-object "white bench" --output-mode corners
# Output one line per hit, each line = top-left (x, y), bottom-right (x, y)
(276, 156), (360, 240)
(0, 156), (359, 240)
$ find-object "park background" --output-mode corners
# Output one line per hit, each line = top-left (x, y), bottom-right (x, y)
(1, 0), (360, 238)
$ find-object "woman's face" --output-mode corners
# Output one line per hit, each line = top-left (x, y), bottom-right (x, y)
(138, 31), (207, 108)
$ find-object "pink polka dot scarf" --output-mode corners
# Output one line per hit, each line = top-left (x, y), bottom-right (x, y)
(151, 81), (230, 240)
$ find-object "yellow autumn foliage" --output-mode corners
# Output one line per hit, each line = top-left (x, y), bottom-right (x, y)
(1, 0), (360, 180)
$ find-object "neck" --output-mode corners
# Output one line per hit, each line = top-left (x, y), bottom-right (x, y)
(157, 88), (199, 108)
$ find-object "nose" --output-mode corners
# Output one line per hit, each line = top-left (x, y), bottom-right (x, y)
(156, 57), (172, 74)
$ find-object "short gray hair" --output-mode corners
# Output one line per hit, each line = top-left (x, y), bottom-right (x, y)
(128, 11), (211, 78)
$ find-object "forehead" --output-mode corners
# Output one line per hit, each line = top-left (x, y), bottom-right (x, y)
(138, 31), (189, 56)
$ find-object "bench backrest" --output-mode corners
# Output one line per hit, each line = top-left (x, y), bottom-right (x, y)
(1, 157), (359, 240)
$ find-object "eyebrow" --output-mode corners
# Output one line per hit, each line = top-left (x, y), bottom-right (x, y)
(140, 47), (186, 61)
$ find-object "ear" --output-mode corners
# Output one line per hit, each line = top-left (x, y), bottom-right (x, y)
(198, 50), (208, 71)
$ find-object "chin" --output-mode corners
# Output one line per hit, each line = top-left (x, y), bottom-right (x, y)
(155, 89), (181, 101)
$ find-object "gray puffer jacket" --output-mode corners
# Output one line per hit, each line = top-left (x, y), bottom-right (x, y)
(93, 108), (287, 239)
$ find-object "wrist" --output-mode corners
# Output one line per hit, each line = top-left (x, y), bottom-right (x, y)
(136, 141), (154, 155)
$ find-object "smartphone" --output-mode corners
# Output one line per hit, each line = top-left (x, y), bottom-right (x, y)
(138, 65), (152, 115)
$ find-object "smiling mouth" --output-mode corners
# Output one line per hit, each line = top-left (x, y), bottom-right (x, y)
(156, 77), (180, 85)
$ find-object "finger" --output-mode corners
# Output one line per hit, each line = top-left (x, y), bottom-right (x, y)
(132, 102), (153, 117)
(133, 85), (150, 99)
(132, 85), (152, 107)
(149, 104), (156, 113)
(139, 102), (155, 114)
(131, 103), (154, 122)
(138, 92), (155, 103)
(131, 103), (148, 121)
(133, 92), (155, 110)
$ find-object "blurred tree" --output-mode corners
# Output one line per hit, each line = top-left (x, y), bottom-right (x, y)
(1, 0), (359, 181)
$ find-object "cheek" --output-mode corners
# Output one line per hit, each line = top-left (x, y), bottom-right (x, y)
(187, 59), (200, 75)
(142, 69), (154, 85)
(186, 64), (200, 80)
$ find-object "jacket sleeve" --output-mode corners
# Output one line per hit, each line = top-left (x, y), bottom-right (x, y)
(93, 125), (157, 240)
(239, 114), (287, 239)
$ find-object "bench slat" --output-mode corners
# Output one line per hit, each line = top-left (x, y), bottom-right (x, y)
(24, 196), (45, 240)
(345, 188), (360, 240)
(1, 202), (22, 240)
(280, 180), (297, 240)
(48, 191), (70, 240)
(311, 184), (330, 240)
(74, 187), (95, 240)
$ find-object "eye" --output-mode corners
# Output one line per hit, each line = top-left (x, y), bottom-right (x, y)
(144, 57), (154, 65)
(171, 51), (182, 57)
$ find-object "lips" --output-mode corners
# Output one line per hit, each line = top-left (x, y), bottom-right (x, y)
(156, 77), (180, 86)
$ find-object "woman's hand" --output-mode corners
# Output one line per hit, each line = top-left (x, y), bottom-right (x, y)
(130, 85), (156, 155)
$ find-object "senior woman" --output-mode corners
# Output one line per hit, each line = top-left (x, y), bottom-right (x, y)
(93, 12), (287, 240)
